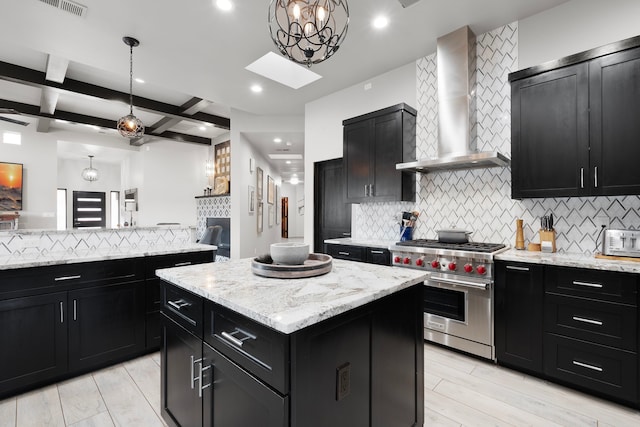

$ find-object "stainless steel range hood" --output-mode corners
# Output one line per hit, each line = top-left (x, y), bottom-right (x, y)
(397, 26), (510, 174)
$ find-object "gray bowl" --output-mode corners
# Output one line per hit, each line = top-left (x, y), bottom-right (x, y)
(270, 242), (310, 265)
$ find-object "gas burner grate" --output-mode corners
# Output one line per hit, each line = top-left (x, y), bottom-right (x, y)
(395, 239), (506, 253)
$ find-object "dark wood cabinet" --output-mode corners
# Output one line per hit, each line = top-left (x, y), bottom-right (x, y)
(366, 247), (391, 266)
(343, 104), (416, 203)
(0, 292), (68, 397)
(510, 37), (640, 199)
(160, 281), (423, 426)
(494, 261), (544, 374)
(314, 158), (351, 253)
(68, 281), (145, 371)
(324, 243), (391, 266)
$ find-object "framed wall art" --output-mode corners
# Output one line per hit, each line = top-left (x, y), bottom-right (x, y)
(248, 185), (255, 214)
(256, 167), (263, 201)
(268, 204), (274, 227)
(257, 202), (263, 233)
(267, 175), (274, 205)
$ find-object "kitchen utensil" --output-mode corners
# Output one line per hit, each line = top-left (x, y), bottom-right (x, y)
(515, 219), (525, 250)
(549, 213), (554, 231)
(437, 229), (472, 243)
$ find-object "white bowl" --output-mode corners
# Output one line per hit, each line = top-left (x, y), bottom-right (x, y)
(270, 242), (310, 265)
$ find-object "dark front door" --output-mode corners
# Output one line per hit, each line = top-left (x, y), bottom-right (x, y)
(72, 190), (106, 228)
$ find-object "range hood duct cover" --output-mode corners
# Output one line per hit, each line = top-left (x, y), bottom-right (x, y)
(397, 26), (510, 174)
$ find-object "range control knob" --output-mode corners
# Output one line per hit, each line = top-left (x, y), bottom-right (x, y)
(464, 263), (474, 273)
(477, 265), (487, 275)
(416, 257), (425, 267)
(431, 260), (440, 269)
(448, 262), (457, 271)
(403, 257), (411, 265)
(393, 256), (401, 264)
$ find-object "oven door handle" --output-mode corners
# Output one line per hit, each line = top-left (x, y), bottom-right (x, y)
(430, 276), (489, 290)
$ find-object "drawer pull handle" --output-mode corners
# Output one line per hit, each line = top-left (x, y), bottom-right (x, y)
(572, 316), (603, 326)
(572, 281), (603, 288)
(338, 251), (350, 256)
(190, 355), (198, 390)
(60, 301), (64, 323)
(221, 328), (257, 348)
(199, 363), (211, 398)
(55, 275), (81, 281)
(174, 262), (192, 267)
(506, 265), (529, 271)
(370, 250), (384, 254)
(168, 299), (191, 311)
(342, 232), (351, 237)
(573, 360), (603, 372)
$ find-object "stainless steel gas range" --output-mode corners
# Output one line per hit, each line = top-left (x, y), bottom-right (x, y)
(389, 239), (508, 360)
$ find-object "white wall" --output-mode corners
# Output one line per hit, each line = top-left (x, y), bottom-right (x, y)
(1, 123), (58, 229)
(229, 109), (304, 259)
(57, 157), (122, 228)
(518, 0), (640, 69)
(303, 62), (417, 249)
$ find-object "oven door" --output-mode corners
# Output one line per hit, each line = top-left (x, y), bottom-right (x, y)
(423, 273), (492, 347)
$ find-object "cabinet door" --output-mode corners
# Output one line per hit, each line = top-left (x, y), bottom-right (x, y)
(68, 281), (145, 371)
(314, 158), (351, 253)
(202, 343), (288, 427)
(365, 248), (390, 266)
(324, 244), (366, 262)
(161, 316), (203, 427)
(371, 111), (402, 201)
(590, 46), (640, 196)
(0, 292), (67, 398)
(495, 262), (544, 374)
(344, 119), (373, 202)
(511, 63), (589, 199)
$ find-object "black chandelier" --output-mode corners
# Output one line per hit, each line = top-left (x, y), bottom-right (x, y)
(117, 36), (144, 138)
(268, 0), (349, 67)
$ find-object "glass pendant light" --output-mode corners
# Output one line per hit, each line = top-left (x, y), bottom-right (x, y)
(117, 36), (145, 138)
(81, 155), (99, 182)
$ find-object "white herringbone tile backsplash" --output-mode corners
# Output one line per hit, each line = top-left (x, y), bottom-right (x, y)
(354, 22), (640, 254)
(196, 196), (231, 239)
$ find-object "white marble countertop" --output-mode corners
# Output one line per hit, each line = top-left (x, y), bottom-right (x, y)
(323, 238), (396, 250)
(0, 225), (195, 236)
(156, 258), (428, 334)
(496, 249), (640, 274)
(0, 243), (216, 270)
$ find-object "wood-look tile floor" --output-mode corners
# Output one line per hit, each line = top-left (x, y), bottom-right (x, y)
(2, 344), (640, 426)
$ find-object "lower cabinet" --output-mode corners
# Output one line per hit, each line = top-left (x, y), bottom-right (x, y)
(0, 292), (68, 397)
(160, 281), (423, 426)
(494, 261), (544, 374)
(324, 243), (391, 266)
(495, 261), (640, 407)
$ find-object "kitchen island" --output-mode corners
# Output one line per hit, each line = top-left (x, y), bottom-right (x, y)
(156, 258), (427, 427)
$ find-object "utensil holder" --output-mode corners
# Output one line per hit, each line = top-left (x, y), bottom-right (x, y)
(539, 229), (556, 253)
(400, 226), (413, 241)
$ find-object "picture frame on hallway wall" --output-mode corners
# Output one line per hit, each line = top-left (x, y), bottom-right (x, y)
(268, 204), (274, 227)
(267, 175), (274, 205)
(257, 202), (263, 233)
(248, 185), (255, 214)
(256, 167), (263, 201)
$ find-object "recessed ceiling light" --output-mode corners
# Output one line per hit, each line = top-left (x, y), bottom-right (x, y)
(135, 78), (145, 84)
(290, 176), (300, 185)
(251, 84), (263, 93)
(286, 142), (292, 146)
(268, 154), (303, 160)
(274, 137), (282, 143)
(205, 123), (212, 127)
(199, 126), (206, 131)
(286, 160), (292, 164)
(373, 15), (389, 29)
(216, 0), (233, 11)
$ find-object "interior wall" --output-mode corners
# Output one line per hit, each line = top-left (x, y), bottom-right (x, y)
(518, 0), (640, 69)
(303, 62), (417, 249)
(1, 122), (58, 229)
(281, 182), (304, 238)
(229, 109), (304, 259)
(57, 157), (122, 228)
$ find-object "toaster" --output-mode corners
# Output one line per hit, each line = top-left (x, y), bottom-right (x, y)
(602, 229), (640, 257)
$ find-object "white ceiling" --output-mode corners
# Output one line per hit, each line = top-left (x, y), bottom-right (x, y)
(0, 0), (570, 178)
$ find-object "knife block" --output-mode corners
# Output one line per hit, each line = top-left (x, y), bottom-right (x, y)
(539, 229), (556, 253)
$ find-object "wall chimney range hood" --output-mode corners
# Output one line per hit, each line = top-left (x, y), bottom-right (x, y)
(397, 26), (510, 174)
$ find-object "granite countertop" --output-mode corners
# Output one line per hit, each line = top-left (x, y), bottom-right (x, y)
(323, 237), (396, 250)
(156, 258), (427, 334)
(496, 248), (640, 274)
(0, 225), (195, 236)
(0, 243), (216, 270)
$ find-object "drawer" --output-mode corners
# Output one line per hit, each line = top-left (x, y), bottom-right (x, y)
(545, 294), (636, 351)
(204, 301), (289, 395)
(366, 248), (391, 266)
(145, 251), (214, 278)
(161, 282), (203, 338)
(325, 244), (365, 262)
(544, 333), (638, 404)
(545, 266), (637, 305)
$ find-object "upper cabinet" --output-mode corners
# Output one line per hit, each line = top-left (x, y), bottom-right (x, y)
(510, 36), (640, 199)
(343, 104), (416, 203)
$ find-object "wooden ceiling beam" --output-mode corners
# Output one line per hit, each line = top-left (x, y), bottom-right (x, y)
(0, 61), (230, 129)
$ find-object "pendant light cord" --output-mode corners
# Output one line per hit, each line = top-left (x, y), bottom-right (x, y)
(129, 44), (134, 115)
